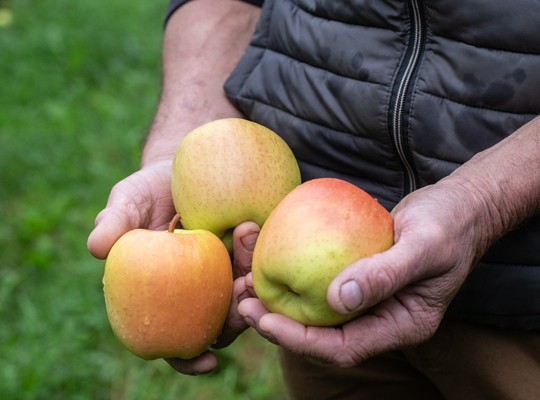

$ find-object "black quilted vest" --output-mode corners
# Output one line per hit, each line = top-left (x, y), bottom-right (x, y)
(224, 0), (540, 329)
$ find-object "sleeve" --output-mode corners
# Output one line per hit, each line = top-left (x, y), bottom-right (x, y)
(165, 0), (265, 26)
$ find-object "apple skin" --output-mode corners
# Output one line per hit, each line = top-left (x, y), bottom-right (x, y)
(103, 225), (233, 360)
(252, 178), (394, 327)
(171, 118), (301, 250)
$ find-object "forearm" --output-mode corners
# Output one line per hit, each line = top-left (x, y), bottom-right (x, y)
(142, 0), (261, 166)
(440, 116), (540, 255)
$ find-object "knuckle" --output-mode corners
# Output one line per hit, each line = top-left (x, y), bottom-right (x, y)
(367, 261), (400, 300)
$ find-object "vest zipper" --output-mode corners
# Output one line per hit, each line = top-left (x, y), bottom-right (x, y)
(389, 0), (427, 195)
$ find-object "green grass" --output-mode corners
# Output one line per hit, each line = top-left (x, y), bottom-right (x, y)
(0, 0), (284, 398)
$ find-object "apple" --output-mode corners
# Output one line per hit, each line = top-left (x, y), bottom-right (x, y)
(252, 178), (394, 326)
(171, 118), (301, 251)
(103, 214), (233, 360)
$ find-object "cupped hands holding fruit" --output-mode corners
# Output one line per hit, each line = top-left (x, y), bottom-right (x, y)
(88, 117), (406, 373)
(89, 116), (487, 375)
(88, 118), (301, 374)
(238, 177), (491, 367)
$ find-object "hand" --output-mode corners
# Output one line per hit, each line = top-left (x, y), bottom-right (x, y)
(87, 161), (175, 259)
(239, 181), (491, 367)
(88, 162), (260, 375)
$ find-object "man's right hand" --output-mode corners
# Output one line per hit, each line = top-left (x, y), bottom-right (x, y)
(87, 161), (175, 260)
(88, 160), (261, 375)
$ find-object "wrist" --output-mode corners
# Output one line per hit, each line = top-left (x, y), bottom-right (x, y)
(140, 103), (244, 168)
(437, 174), (508, 259)
(439, 119), (540, 254)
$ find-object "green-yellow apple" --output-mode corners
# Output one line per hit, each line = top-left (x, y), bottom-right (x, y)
(103, 215), (233, 360)
(171, 118), (301, 251)
(252, 178), (394, 326)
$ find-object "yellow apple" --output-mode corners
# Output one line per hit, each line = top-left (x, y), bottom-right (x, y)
(252, 178), (394, 326)
(103, 215), (233, 360)
(171, 118), (301, 251)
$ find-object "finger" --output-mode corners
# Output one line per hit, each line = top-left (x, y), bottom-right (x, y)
(87, 207), (138, 259)
(237, 297), (278, 343)
(244, 272), (257, 297)
(232, 221), (260, 278)
(212, 278), (251, 349)
(238, 297), (353, 362)
(253, 295), (441, 368)
(165, 351), (217, 375)
(238, 297), (270, 324)
(327, 239), (434, 315)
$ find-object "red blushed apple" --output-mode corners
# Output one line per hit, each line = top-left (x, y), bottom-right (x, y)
(103, 215), (233, 360)
(252, 178), (394, 326)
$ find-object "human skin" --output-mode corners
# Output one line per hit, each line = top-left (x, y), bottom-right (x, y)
(88, 0), (540, 375)
(87, 0), (261, 375)
(238, 117), (540, 367)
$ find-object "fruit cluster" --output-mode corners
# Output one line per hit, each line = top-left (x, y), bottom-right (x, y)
(103, 118), (300, 360)
(103, 118), (393, 360)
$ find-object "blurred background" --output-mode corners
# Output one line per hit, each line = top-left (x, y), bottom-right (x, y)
(0, 0), (284, 398)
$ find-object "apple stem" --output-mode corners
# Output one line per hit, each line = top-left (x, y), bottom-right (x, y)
(168, 214), (182, 233)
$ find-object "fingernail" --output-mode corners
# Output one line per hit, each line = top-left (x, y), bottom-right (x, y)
(340, 280), (362, 312)
(240, 231), (258, 250)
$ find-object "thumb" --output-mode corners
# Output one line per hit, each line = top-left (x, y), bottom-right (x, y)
(326, 242), (428, 314)
(87, 208), (138, 259)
